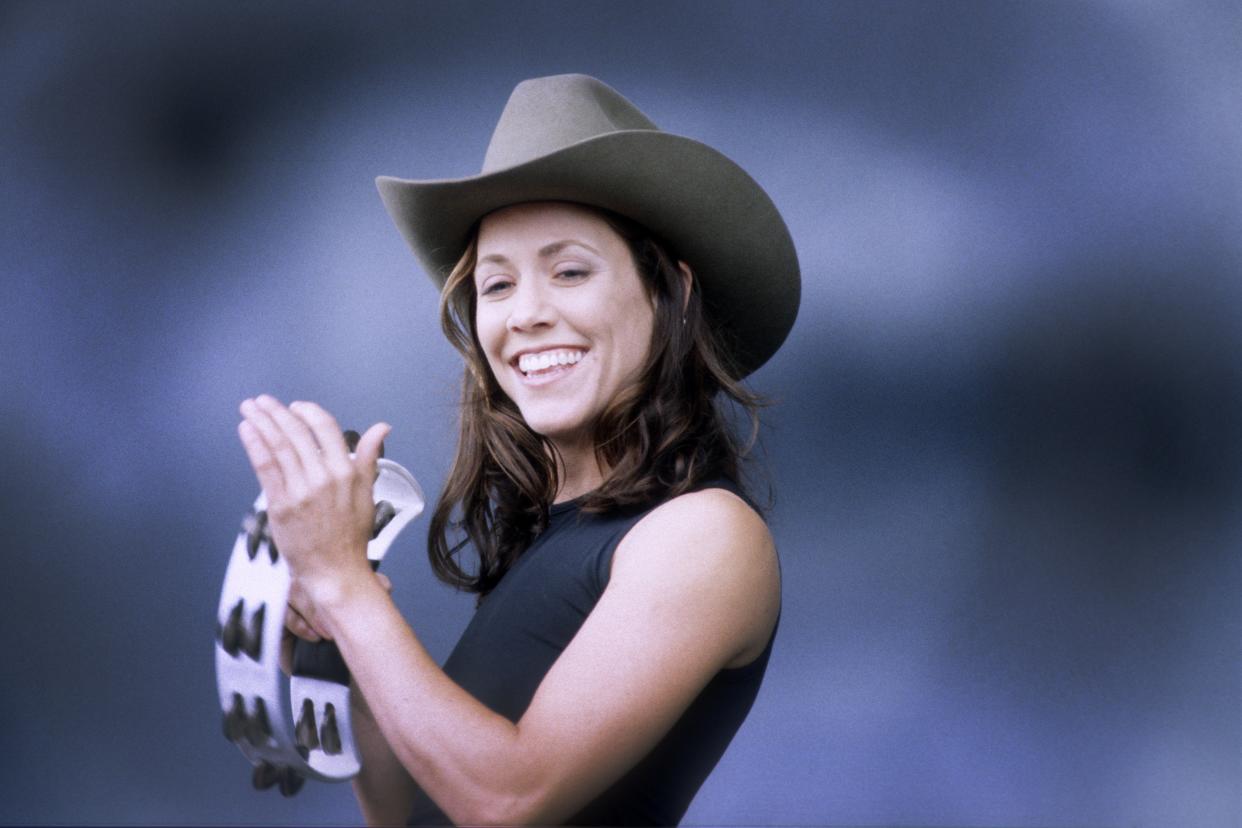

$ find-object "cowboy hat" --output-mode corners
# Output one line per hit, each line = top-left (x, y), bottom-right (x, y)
(376, 73), (800, 377)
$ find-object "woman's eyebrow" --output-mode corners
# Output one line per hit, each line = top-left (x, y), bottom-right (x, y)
(476, 240), (601, 268)
(538, 239), (601, 257)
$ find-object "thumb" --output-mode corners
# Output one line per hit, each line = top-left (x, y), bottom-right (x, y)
(356, 421), (391, 478)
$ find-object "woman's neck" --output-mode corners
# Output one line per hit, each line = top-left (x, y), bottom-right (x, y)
(552, 439), (605, 503)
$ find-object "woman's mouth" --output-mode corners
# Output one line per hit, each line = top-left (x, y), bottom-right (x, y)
(514, 348), (587, 383)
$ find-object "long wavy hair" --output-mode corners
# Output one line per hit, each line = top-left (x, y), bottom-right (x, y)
(428, 205), (765, 597)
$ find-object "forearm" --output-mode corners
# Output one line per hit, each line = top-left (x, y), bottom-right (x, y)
(321, 577), (545, 825)
(236, 397), (565, 819)
(350, 680), (417, 826)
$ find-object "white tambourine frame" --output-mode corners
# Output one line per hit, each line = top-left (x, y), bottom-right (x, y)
(215, 457), (424, 784)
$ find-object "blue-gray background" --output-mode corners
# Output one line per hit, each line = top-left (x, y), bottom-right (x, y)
(2, 2), (1239, 826)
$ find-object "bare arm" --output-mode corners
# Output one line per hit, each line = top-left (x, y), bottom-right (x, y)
(237, 396), (779, 825)
(350, 680), (418, 826)
(320, 488), (780, 825)
(282, 585), (416, 825)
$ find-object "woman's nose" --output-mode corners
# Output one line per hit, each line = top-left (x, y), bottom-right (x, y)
(506, 280), (555, 331)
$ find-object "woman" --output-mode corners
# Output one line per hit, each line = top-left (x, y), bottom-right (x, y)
(236, 74), (799, 825)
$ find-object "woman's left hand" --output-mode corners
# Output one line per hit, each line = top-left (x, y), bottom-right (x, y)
(236, 395), (390, 628)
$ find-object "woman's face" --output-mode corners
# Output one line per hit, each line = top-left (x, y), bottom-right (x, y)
(473, 202), (655, 450)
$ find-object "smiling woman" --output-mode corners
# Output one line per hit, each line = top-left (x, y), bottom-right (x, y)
(473, 204), (657, 460)
(237, 74), (799, 826)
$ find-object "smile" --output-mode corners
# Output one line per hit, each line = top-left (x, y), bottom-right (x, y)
(515, 348), (587, 379)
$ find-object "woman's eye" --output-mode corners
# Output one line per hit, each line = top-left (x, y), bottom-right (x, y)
(556, 268), (589, 281)
(480, 279), (512, 296)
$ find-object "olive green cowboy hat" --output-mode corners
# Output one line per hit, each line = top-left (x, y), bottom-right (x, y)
(376, 73), (800, 377)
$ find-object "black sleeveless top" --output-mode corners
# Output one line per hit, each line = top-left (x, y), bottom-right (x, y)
(406, 481), (777, 826)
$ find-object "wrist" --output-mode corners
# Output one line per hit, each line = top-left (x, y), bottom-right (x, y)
(306, 564), (384, 639)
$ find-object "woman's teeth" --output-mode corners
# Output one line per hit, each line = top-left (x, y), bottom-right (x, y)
(518, 349), (585, 375)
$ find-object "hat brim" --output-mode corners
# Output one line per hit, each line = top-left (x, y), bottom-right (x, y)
(376, 130), (799, 377)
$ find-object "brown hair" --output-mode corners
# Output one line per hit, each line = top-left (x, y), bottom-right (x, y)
(428, 205), (765, 597)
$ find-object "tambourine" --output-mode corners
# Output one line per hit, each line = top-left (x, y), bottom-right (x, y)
(215, 431), (424, 795)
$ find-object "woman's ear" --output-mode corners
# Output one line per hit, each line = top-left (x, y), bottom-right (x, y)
(676, 261), (694, 313)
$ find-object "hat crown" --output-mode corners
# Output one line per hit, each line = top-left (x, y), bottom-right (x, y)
(481, 74), (658, 173)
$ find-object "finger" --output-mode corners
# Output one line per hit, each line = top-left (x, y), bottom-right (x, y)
(285, 604), (321, 642)
(288, 401), (352, 476)
(254, 395), (327, 483)
(354, 421), (391, 483)
(375, 572), (392, 593)
(288, 583), (334, 641)
(238, 419), (287, 502)
(240, 397), (306, 495)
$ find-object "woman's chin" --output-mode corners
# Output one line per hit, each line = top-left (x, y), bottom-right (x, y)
(522, 412), (592, 450)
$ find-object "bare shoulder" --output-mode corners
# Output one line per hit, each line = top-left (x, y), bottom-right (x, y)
(620, 487), (774, 565)
(612, 487), (780, 668)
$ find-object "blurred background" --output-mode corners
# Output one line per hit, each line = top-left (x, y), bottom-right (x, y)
(2, 1), (1238, 826)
